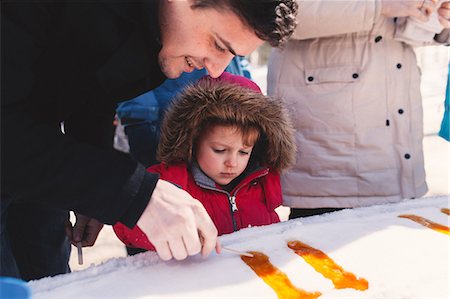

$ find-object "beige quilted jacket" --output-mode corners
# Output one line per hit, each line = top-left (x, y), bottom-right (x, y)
(268, 0), (449, 208)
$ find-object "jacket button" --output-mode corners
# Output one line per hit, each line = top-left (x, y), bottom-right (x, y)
(352, 73), (359, 79)
(398, 108), (404, 114)
(404, 153), (411, 159)
(396, 63), (402, 69)
(375, 35), (382, 43)
(307, 76), (314, 82)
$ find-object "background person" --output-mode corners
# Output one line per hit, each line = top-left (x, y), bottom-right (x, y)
(267, 0), (449, 219)
(439, 62), (450, 141)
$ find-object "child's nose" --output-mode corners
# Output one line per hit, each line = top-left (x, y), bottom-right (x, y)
(225, 155), (238, 167)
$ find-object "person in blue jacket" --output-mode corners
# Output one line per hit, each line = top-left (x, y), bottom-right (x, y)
(439, 63), (450, 141)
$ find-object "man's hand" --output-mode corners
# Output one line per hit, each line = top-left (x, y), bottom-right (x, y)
(137, 179), (219, 261)
(438, 1), (450, 28)
(381, 0), (437, 21)
(65, 213), (104, 247)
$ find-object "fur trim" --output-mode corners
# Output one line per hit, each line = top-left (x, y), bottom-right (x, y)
(157, 78), (296, 172)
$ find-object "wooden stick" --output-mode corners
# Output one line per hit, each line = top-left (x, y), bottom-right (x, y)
(222, 246), (254, 257)
(76, 242), (84, 265)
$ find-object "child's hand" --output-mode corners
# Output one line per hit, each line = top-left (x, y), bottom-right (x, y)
(65, 213), (104, 247)
(438, 1), (450, 28)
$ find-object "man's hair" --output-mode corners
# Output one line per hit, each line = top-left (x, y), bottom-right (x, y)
(191, 0), (298, 48)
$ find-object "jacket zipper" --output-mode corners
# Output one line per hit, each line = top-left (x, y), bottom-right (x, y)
(228, 195), (238, 231)
(227, 170), (268, 231)
(229, 195), (238, 212)
(198, 169), (269, 232)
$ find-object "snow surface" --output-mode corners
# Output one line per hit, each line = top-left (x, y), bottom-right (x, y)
(30, 196), (449, 299)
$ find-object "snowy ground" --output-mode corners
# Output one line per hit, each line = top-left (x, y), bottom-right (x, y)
(31, 196), (449, 298)
(28, 46), (449, 298)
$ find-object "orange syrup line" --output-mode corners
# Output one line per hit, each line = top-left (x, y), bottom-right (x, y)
(441, 208), (450, 216)
(241, 251), (321, 299)
(399, 214), (450, 235)
(287, 241), (369, 291)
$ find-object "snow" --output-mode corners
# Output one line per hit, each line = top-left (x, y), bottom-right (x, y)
(26, 46), (449, 298)
(30, 196), (449, 298)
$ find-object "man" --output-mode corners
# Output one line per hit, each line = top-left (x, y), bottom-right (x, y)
(1, 0), (298, 280)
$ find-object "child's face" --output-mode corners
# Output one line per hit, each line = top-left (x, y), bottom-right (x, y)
(196, 125), (256, 185)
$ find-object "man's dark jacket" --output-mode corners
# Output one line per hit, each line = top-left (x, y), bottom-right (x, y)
(1, 1), (166, 227)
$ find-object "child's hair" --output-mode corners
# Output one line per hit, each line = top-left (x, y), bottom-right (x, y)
(157, 73), (296, 172)
(197, 120), (260, 146)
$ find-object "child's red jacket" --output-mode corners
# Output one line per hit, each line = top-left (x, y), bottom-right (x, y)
(113, 162), (282, 250)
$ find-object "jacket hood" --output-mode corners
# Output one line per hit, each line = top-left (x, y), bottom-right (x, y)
(157, 73), (296, 172)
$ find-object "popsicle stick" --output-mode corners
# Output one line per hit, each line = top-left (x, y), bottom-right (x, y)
(222, 246), (254, 257)
(76, 242), (84, 265)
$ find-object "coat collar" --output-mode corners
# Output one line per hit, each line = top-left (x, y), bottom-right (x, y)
(190, 161), (268, 193)
(96, 1), (165, 100)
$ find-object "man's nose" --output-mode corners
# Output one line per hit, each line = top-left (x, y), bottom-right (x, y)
(204, 56), (234, 78)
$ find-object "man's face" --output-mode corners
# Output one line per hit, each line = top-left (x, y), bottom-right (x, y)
(158, 0), (264, 79)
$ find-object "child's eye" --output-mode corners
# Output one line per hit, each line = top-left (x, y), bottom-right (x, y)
(239, 150), (250, 155)
(214, 42), (226, 53)
(213, 148), (225, 153)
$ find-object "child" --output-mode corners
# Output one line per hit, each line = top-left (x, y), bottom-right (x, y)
(113, 72), (296, 251)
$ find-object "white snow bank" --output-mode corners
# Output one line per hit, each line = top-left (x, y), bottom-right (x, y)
(30, 196), (449, 298)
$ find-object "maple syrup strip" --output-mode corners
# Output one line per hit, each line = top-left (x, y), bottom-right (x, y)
(399, 214), (450, 235)
(287, 240), (369, 291)
(241, 251), (321, 299)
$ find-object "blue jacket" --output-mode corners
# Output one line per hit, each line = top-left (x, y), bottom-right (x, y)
(116, 57), (252, 125)
(439, 63), (450, 141)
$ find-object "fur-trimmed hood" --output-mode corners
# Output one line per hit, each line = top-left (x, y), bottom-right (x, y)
(157, 73), (296, 172)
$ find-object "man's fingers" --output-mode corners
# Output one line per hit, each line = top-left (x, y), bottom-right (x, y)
(168, 237), (189, 261)
(215, 239), (222, 254)
(153, 241), (173, 261)
(64, 220), (75, 245)
(192, 204), (218, 257)
(181, 227), (202, 256)
(74, 214), (89, 242)
(82, 220), (104, 247)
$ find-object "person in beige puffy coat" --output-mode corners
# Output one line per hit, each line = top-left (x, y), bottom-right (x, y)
(267, 0), (450, 219)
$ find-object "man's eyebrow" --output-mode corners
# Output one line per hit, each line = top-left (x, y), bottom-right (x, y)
(217, 36), (240, 57)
